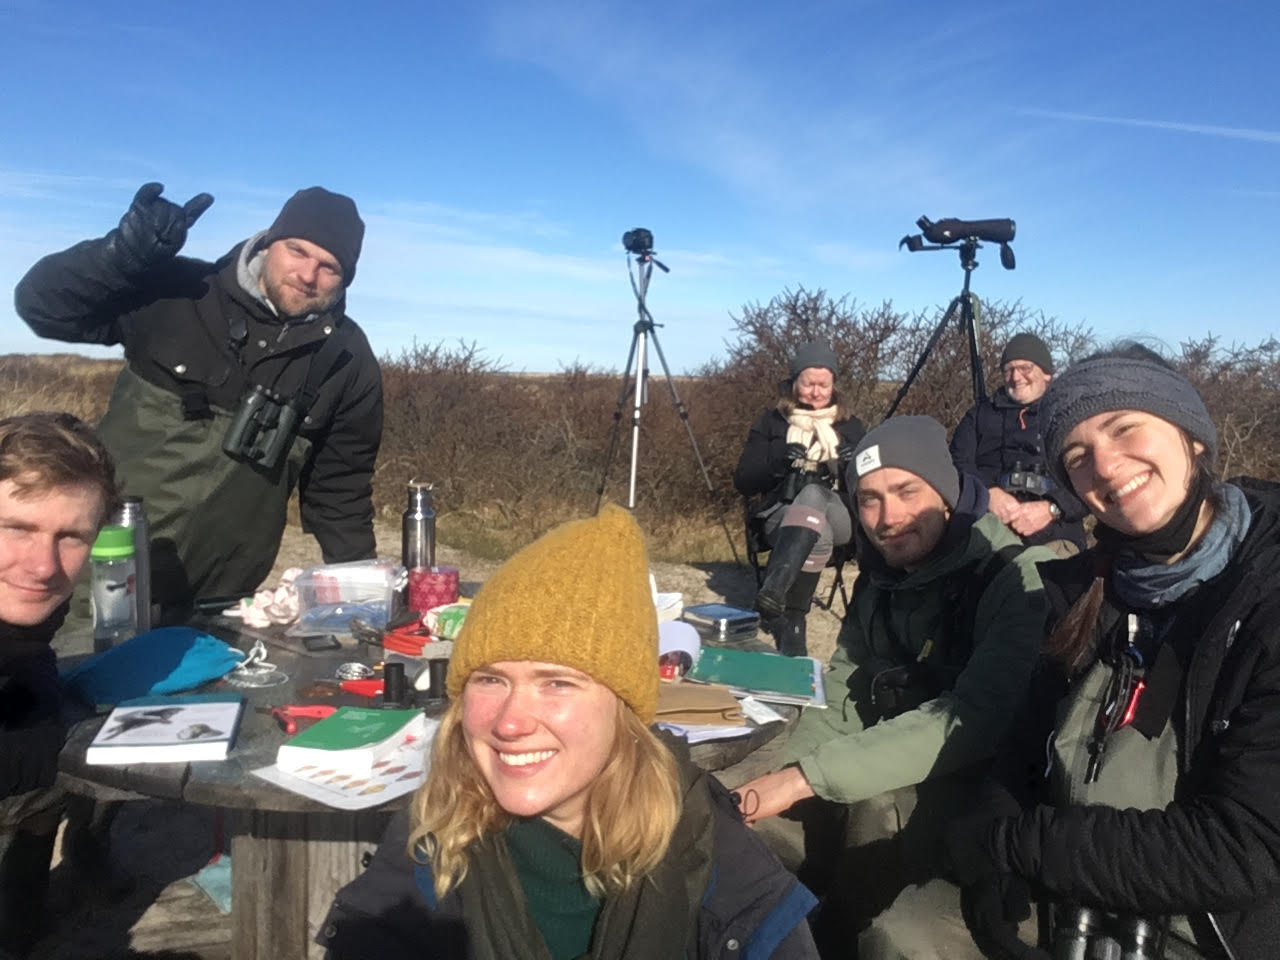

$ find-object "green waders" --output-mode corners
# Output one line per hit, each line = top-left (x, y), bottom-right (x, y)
(96, 367), (312, 613)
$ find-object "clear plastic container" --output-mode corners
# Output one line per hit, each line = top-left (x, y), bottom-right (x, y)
(90, 525), (137, 653)
(289, 558), (407, 635)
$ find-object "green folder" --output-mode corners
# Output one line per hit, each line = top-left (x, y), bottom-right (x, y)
(686, 647), (818, 701)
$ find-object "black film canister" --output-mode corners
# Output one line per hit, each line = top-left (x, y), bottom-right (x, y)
(383, 662), (406, 706)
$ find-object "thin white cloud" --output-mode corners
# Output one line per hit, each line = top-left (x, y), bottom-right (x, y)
(1020, 109), (1280, 145)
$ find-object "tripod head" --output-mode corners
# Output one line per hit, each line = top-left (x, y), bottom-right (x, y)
(622, 227), (669, 273)
(900, 215), (1016, 270)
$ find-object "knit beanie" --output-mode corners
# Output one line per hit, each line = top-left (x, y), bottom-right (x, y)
(789, 341), (839, 380)
(1039, 353), (1218, 493)
(259, 187), (364, 286)
(849, 415), (960, 509)
(447, 504), (659, 722)
(1000, 332), (1054, 375)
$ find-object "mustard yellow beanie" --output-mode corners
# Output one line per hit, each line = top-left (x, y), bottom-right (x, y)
(447, 504), (659, 722)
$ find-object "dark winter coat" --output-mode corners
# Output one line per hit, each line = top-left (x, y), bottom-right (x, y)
(982, 478), (1280, 960)
(318, 753), (819, 959)
(733, 407), (866, 505)
(949, 388), (1086, 548)
(14, 237), (382, 602)
(0, 605), (67, 801)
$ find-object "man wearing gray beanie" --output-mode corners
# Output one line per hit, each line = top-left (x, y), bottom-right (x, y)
(734, 414), (1052, 957)
(950, 332), (1087, 555)
(15, 183), (383, 614)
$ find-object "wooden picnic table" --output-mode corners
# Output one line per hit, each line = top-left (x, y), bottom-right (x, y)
(57, 619), (796, 960)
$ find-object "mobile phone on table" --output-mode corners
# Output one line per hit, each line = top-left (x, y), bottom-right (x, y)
(303, 634), (343, 652)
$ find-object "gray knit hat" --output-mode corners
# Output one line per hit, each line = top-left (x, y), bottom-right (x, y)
(790, 341), (839, 379)
(849, 415), (960, 509)
(1040, 353), (1217, 492)
(1001, 332), (1054, 375)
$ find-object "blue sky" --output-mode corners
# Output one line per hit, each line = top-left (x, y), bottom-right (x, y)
(2, 0), (1276, 373)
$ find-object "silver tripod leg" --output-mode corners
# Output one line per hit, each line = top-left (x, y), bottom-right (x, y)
(627, 327), (649, 509)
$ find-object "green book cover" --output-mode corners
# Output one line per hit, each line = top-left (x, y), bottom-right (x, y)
(686, 647), (817, 700)
(283, 707), (419, 751)
(275, 706), (423, 779)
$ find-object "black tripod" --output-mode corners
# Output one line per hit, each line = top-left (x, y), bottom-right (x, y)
(885, 237), (989, 419)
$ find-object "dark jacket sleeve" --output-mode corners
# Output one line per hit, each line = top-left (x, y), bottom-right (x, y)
(701, 777), (819, 958)
(0, 648), (64, 799)
(991, 633), (1280, 916)
(949, 404), (981, 480)
(298, 330), (382, 563)
(13, 235), (157, 346)
(318, 810), (469, 959)
(733, 410), (788, 499)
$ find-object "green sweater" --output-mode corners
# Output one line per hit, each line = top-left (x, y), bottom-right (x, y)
(506, 818), (601, 960)
(785, 511), (1052, 804)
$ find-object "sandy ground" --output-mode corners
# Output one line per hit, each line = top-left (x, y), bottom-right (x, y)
(31, 520), (845, 958)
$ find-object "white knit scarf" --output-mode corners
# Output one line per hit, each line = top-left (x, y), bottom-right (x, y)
(785, 404), (842, 468)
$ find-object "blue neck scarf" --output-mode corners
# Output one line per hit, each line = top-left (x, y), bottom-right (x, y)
(1112, 484), (1252, 609)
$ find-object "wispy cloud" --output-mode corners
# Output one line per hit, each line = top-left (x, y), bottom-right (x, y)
(1019, 109), (1280, 145)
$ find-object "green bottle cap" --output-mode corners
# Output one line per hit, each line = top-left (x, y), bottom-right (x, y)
(91, 525), (136, 559)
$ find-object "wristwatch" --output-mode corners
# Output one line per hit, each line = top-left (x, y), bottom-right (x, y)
(1047, 501), (1062, 519)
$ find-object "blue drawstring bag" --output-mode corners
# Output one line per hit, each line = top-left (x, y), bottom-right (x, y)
(61, 627), (246, 707)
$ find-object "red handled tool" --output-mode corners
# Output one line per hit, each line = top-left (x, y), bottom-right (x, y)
(259, 704), (338, 734)
(339, 679), (385, 698)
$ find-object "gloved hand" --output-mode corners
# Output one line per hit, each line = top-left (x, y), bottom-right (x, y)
(960, 874), (1049, 960)
(783, 441), (808, 464)
(109, 182), (214, 274)
(836, 440), (857, 465)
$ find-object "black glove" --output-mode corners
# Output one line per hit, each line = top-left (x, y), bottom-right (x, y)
(836, 440), (857, 465)
(108, 182), (214, 274)
(783, 442), (807, 464)
(943, 791), (1020, 887)
(960, 874), (1049, 960)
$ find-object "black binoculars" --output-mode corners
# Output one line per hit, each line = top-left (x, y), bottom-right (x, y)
(1001, 460), (1053, 498)
(1053, 906), (1165, 960)
(222, 383), (302, 470)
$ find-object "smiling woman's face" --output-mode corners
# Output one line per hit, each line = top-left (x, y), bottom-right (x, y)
(461, 660), (618, 838)
(1061, 410), (1204, 536)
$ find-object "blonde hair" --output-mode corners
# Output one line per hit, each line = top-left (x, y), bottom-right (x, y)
(0, 412), (118, 519)
(407, 696), (682, 900)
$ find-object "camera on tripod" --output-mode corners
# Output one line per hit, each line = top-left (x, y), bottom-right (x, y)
(622, 228), (655, 256)
(900, 215), (1017, 270)
(222, 383), (302, 470)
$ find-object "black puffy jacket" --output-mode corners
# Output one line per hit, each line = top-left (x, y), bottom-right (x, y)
(733, 407), (866, 503)
(984, 478), (1280, 959)
(949, 388), (1086, 548)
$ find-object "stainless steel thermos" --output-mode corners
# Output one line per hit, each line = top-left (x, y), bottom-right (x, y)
(402, 480), (436, 570)
(114, 496), (152, 633)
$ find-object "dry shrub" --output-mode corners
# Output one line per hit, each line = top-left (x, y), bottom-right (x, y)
(0, 354), (120, 422)
(4, 299), (1278, 563)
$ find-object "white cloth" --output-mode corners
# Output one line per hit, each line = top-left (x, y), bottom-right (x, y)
(786, 404), (842, 468)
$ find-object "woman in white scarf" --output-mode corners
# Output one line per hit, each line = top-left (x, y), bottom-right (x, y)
(732, 342), (866, 656)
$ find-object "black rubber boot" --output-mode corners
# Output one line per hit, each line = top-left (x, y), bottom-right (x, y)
(755, 526), (820, 619)
(0, 827), (56, 958)
(773, 571), (820, 657)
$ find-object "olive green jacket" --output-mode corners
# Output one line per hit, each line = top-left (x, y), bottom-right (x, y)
(785, 511), (1052, 805)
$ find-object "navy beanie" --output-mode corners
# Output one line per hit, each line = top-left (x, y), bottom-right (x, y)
(1040, 354), (1217, 492)
(849, 415), (960, 509)
(260, 187), (364, 286)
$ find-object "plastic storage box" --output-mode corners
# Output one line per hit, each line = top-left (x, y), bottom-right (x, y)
(290, 558), (407, 635)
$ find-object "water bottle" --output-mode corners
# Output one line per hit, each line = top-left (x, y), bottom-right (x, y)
(114, 496), (151, 633)
(402, 480), (436, 570)
(90, 525), (137, 653)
